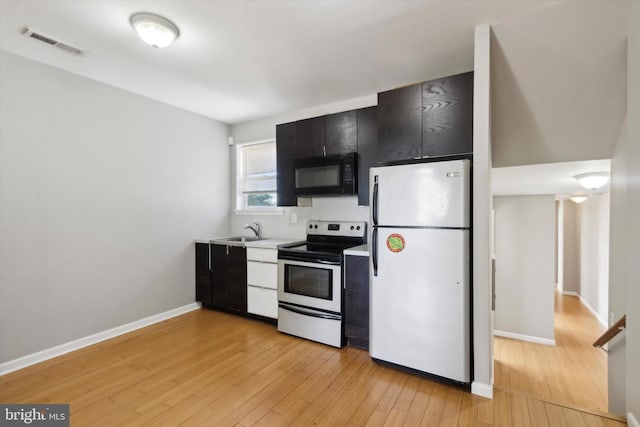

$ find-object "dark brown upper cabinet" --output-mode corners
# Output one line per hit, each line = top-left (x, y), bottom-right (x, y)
(295, 116), (325, 158)
(377, 83), (423, 163)
(276, 122), (296, 206)
(377, 72), (473, 164)
(325, 110), (357, 155)
(422, 72), (473, 158)
(356, 106), (377, 206)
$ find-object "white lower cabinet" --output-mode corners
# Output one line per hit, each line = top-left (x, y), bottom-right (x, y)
(247, 261), (277, 288)
(247, 286), (278, 318)
(246, 248), (278, 319)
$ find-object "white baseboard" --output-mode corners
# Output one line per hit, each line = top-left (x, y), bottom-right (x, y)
(560, 291), (607, 328)
(494, 330), (556, 346)
(0, 302), (201, 376)
(578, 296), (607, 328)
(471, 381), (493, 399)
(562, 290), (579, 297)
(628, 411), (639, 427)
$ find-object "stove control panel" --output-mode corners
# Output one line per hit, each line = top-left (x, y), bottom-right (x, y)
(306, 220), (367, 238)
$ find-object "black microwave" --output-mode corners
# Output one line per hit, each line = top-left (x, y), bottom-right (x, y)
(293, 152), (358, 196)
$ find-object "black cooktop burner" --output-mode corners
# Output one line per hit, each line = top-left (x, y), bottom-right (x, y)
(291, 243), (354, 254)
(278, 242), (354, 264)
(279, 220), (367, 264)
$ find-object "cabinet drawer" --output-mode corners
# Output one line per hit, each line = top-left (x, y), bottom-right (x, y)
(247, 261), (277, 289)
(246, 247), (278, 263)
(247, 286), (278, 319)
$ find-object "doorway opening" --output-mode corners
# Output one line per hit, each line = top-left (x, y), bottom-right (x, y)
(492, 193), (610, 414)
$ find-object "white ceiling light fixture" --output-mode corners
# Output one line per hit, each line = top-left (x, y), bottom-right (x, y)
(574, 172), (610, 191)
(570, 195), (588, 204)
(130, 13), (179, 48)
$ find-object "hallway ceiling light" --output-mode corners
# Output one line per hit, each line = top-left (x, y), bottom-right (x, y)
(130, 13), (179, 48)
(574, 172), (609, 191)
(570, 195), (588, 204)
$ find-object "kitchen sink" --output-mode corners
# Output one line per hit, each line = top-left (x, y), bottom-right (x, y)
(224, 236), (262, 242)
(212, 236), (263, 246)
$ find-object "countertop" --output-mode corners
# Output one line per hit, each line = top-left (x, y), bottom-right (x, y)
(244, 238), (304, 249)
(343, 244), (369, 257)
(194, 237), (303, 249)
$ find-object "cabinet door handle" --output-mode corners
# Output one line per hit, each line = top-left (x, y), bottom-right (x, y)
(208, 243), (211, 271)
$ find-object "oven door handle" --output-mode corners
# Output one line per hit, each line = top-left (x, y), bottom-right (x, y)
(278, 255), (341, 266)
(279, 303), (341, 321)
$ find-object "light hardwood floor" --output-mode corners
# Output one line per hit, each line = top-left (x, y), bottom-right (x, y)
(495, 291), (609, 412)
(1, 307), (624, 426)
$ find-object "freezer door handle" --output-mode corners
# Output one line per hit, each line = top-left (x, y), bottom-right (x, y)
(372, 226), (378, 277)
(372, 175), (379, 226)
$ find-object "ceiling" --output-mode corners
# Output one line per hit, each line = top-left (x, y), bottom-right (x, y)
(0, 0), (564, 125)
(0, 1), (631, 196)
(492, 159), (611, 197)
(490, 0), (630, 167)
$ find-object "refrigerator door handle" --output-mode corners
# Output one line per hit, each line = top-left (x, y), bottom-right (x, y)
(372, 175), (379, 226)
(372, 226), (378, 277)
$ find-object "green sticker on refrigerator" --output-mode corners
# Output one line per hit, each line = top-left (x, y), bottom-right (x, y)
(386, 234), (405, 253)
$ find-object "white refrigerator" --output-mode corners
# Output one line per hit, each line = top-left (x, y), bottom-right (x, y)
(369, 159), (470, 384)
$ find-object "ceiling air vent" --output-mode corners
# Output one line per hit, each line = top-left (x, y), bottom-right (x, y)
(22, 27), (86, 56)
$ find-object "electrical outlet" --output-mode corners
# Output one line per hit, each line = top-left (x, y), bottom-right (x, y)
(291, 213), (298, 224)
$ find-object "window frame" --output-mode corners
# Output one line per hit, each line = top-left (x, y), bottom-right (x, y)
(233, 139), (283, 215)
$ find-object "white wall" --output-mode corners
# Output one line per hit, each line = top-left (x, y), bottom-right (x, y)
(578, 194), (609, 325)
(472, 24), (494, 397)
(0, 51), (230, 364)
(608, 2), (640, 418)
(610, 1), (640, 420)
(556, 201), (561, 288)
(609, 116), (628, 416)
(493, 195), (556, 343)
(561, 200), (580, 294)
(625, 3), (640, 419)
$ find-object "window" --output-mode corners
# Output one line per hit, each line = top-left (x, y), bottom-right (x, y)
(236, 140), (279, 211)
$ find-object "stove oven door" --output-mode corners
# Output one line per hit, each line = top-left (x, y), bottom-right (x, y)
(277, 258), (341, 314)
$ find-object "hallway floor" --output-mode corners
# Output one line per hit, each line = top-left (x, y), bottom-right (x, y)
(494, 291), (608, 413)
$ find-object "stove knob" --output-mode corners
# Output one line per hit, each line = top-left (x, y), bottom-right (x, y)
(356, 225), (361, 230)
(350, 225), (355, 230)
(309, 224), (313, 229)
(314, 224), (318, 229)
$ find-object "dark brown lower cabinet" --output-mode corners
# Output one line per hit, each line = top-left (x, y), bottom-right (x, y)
(225, 245), (247, 313)
(344, 254), (370, 349)
(195, 243), (247, 314)
(195, 243), (212, 305)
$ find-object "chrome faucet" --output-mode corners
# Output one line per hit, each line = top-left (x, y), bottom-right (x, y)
(244, 222), (261, 239)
